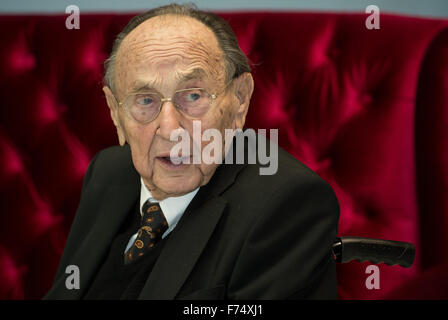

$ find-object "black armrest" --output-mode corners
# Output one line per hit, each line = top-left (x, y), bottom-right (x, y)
(332, 236), (415, 268)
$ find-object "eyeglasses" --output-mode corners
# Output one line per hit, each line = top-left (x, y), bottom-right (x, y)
(113, 82), (232, 124)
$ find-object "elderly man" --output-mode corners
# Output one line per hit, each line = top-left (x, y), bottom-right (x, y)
(45, 4), (339, 300)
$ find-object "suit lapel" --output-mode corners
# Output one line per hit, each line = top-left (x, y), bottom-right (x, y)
(47, 182), (139, 299)
(139, 158), (246, 300)
(139, 195), (227, 299)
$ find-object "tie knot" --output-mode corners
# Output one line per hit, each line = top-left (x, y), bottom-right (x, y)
(141, 200), (168, 239)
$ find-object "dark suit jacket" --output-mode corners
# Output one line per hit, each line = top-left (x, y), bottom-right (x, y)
(45, 136), (340, 300)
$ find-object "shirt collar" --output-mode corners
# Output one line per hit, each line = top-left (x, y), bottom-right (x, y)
(139, 177), (199, 232)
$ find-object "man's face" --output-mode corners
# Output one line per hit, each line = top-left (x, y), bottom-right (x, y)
(104, 15), (252, 200)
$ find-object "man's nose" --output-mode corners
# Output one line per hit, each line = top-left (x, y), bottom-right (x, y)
(156, 100), (182, 139)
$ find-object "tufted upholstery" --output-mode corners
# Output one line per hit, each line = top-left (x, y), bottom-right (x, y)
(0, 12), (447, 300)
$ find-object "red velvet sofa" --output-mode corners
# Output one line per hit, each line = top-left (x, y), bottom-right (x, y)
(0, 12), (447, 300)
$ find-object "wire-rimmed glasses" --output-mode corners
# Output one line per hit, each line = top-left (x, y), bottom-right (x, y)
(113, 83), (232, 124)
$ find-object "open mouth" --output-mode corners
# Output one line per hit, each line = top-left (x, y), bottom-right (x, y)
(156, 155), (192, 168)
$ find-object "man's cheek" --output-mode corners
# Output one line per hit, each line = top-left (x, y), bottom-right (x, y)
(128, 135), (153, 169)
(128, 126), (152, 149)
(134, 153), (154, 180)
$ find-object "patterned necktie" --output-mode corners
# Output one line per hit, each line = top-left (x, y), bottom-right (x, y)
(124, 200), (168, 265)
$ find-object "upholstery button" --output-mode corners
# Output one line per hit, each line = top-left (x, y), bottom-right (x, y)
(329, 48), (341, 59)
(360, 93), (373, 105)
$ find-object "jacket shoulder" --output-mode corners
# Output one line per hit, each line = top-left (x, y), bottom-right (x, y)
(85, 144), (138, 187)
(234, 144), (333, 196)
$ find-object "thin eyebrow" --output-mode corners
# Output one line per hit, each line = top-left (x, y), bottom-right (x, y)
(176, 68), (208, 82)
(128, 68), (208, 94)
(129, 81), (158, 94)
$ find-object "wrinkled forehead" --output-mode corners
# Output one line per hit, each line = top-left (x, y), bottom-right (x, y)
(115, 15), (226, 94)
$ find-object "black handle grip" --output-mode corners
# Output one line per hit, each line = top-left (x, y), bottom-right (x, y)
(332, 237), (415, 268)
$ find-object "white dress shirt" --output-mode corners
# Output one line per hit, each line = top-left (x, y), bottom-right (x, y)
(124, 178), (199, 253)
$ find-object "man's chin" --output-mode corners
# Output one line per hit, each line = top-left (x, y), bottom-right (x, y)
(152, 175), (200, 199)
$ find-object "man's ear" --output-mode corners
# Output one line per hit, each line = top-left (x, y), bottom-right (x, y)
(232, 72), (254, 130)
(103, 86), (127, 146)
